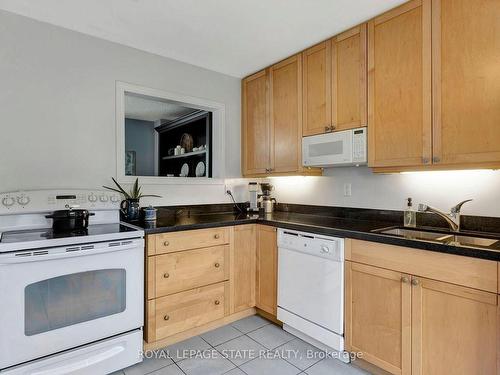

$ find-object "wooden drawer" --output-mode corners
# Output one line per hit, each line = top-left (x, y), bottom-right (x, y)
(347, 239), (498, 293)
(149, 227), (229, 255)
(149, 245), (229, 299)
(146, 282), (228, 342)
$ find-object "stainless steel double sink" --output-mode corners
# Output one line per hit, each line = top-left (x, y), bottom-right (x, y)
(372, 227), (499, 248)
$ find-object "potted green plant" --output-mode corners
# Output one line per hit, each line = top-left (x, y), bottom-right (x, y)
(103, 177), (161, 221)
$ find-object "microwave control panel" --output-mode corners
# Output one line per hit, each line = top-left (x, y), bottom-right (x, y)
(352, 128), (367, 164)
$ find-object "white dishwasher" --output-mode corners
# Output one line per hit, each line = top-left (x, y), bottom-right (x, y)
(277, 229), (345, 356)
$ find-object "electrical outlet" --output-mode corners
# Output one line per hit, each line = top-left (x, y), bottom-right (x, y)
(343, 183), (352, 197)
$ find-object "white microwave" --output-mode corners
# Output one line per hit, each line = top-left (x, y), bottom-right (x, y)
(302, 127), (367, 167)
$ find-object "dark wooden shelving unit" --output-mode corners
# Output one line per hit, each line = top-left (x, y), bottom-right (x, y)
(156, 110), (212, 178)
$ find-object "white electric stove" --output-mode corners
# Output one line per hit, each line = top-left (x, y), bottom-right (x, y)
(0, 189), (145, 375)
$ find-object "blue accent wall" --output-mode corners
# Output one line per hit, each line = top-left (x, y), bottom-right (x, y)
(125, 118), (155, 176)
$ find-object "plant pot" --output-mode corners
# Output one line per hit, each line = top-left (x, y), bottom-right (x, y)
(121, 199), (140, 221)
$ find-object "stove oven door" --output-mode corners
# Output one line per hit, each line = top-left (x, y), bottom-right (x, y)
(0, 238), (144, 370)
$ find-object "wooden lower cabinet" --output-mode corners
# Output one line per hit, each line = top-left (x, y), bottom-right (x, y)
(411, 277), (498, 375)
(256, 225), (278, 316)
(145, 225), (263, 346)
(232, 225), (257, 313)
(150, 227), (229, 255)
(346, 256), (499, 375)
(146, 282), (228, 343)
(345, 261), (411, 375)
(151, 245), (229, 299)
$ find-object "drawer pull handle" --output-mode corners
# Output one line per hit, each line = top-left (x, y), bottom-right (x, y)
(214, 234), (220, 239)
(214, 300), (220, 305)
(214, 263), (220, 268)
(163, 273), (170, 278)
(164, 315), (170, 321)
(163, 241), (170, 246)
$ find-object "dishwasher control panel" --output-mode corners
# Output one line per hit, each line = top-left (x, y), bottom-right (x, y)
(278, 229), (344, 261)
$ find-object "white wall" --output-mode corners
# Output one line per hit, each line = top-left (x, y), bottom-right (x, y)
(269, 167), (500, 217)
(2, 11), (499, 215)
(0, 10), (241, 205)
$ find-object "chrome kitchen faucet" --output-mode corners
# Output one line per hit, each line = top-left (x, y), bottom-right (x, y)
(418, 199), (473, 232)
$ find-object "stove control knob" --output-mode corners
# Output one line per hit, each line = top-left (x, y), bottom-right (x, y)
(99, 195), (109, 203)
(17, 195), (30, 206)
(88, 193), (98, 203)
(2, 197), (15, 207)
(110, 195), (120, 203)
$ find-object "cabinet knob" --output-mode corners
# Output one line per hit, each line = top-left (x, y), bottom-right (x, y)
(432, 156), (441, 163)
(214, 262), (220, 268)
(422, 157), (430, 164)
(164, 315), (170, 321)
(324, 126), (331, 132)
(214, 300), (220, 305)
(214, 234), (220, 239)
(401, 276), (410, 284)
(411, 278), (420, 286)
(163, 241), (170, 246)
(163, 273), (170, 278)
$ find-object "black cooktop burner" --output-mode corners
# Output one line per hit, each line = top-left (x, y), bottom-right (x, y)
(0, 224), (138, 243)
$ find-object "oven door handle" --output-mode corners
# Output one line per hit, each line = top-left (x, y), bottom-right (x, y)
(0, 239), (144, 265)
(31, 345), (125, 375)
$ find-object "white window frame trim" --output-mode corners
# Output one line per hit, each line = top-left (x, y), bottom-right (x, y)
(116, 81), (225, 185)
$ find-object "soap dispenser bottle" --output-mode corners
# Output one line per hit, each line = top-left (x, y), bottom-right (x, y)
(404, 198), (416, 228)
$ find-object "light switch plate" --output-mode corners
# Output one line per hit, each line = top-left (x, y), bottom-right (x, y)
(343, 183), (352, 197)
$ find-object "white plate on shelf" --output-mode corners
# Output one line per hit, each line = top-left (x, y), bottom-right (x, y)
(180, 163), (189, 177)
(195, 161), (205, 177)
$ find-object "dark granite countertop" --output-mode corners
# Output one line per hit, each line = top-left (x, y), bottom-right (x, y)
(130, 204), (500, 262)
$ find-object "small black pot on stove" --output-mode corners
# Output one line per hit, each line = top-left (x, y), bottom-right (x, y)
(45, 208), (95, 232)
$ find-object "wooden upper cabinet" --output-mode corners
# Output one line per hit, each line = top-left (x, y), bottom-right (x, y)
(270, 55), (302, 173)
(302, 41), (332, 136)
(331, 25), (367, 131)
(432, 0), (500, 166)
(345, 261), (411, 375)
(242, 69), (270, 175)
(368, 0), (432, 168)
(411, 277), (498, 375)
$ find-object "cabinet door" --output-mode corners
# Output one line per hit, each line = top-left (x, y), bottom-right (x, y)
(368, 0), (432, 168)
(153, 245), (229, 298)
(345, 261), (411, 375)
(331, 25), (367, 131)
(242, 69), (270, 175)
(302, 41), (332, 136)
(432, 0), (500, 166)
(232, 225), (256, 313)
(256, 225), (277, 315)
(411, 277), (498, 375)
(147, 282), (227, 342)
(270, 55), (302, 173)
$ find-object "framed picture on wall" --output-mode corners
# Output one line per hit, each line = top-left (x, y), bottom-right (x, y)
(125, 151), (136, 176)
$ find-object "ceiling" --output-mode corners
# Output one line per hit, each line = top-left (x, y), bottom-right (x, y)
(125, 93), (196, 122)
(0, 0), (407, 78)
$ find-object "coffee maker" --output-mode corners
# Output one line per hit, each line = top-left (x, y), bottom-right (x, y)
(259, 182), (276, 213)
(248, 182), (259, 212)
